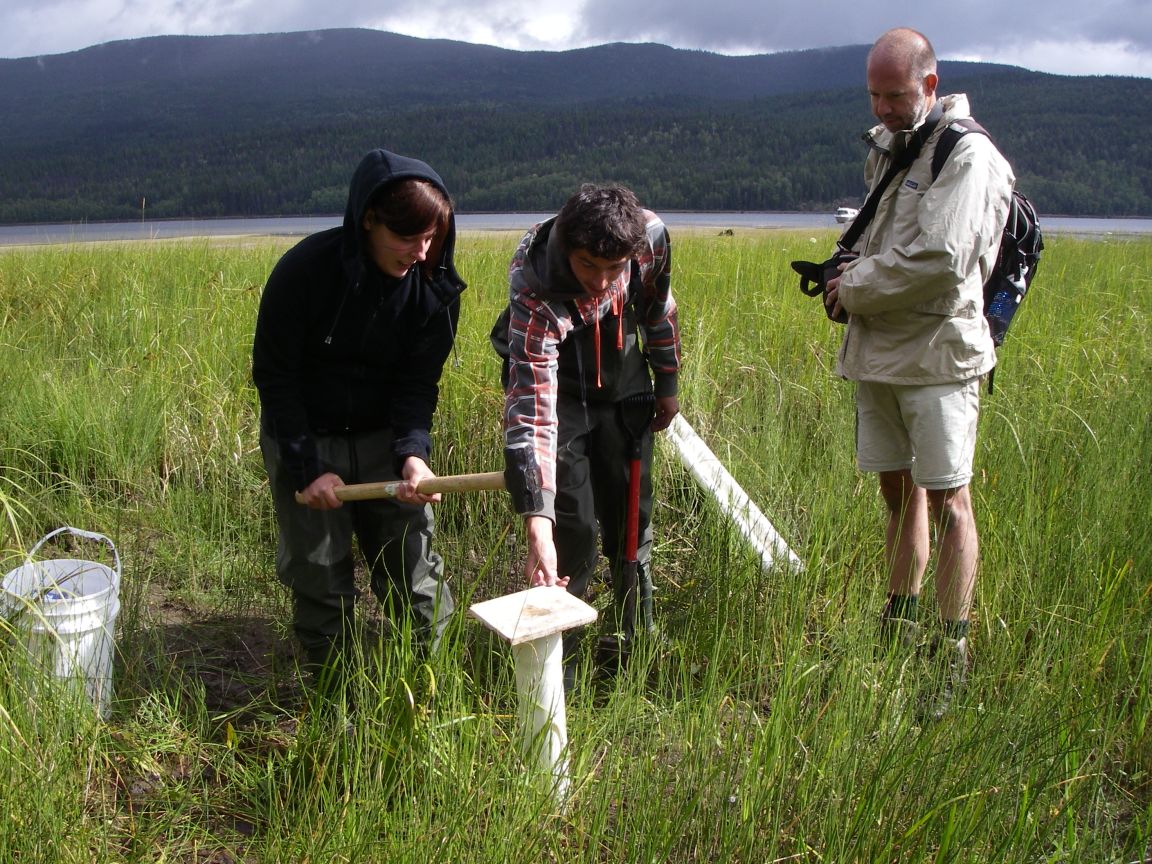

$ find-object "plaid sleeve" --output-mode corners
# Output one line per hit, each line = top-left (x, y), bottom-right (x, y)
(636, 215), (681, 396)
(500, 232), (575, 520)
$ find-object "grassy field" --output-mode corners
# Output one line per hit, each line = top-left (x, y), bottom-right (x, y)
(0, 229), (1149, 862)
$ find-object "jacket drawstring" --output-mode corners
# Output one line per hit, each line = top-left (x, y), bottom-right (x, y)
(592, 286), (627, 389)
(324, 280), (356, 345)
(592, 315), (602, 388)
(615, 290), (625, 350)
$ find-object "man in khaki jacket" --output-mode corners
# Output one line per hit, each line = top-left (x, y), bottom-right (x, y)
(825, 27), (1014, 721)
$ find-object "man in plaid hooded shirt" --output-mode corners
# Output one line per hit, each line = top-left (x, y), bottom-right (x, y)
(492, 184), (681, 671)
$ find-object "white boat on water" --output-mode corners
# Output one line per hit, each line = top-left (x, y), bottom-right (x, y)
(835, 207), (859, 224)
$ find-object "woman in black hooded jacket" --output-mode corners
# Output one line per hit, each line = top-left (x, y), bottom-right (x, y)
(253, 149), (466, 688)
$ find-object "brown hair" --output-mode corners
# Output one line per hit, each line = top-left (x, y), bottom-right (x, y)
(366, 178), (452, 275)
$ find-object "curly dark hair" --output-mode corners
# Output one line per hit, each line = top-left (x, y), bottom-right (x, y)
(554, 184), (647, 260)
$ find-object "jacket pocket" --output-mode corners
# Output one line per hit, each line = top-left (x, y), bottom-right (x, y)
(911, 293), (978, 318)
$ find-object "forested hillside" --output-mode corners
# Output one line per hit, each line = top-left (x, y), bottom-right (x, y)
(2, 29), (1149, 221)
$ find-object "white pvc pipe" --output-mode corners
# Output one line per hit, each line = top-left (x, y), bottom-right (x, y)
(510, 632), (569, 800)
(664, 414), (804, 572)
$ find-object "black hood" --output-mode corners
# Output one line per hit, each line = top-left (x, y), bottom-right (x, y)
(340, 148), (462, 293)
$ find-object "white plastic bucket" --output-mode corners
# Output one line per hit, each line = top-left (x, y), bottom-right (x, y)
(1, 527), (121, 718)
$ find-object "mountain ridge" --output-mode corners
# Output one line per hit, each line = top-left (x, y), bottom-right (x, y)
(3, 29), (1149, 220)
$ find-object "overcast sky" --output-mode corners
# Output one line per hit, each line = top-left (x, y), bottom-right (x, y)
(3, 0), (1150, 78)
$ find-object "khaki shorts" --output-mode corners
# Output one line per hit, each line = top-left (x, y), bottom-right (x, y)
(855, 378), (982, 490)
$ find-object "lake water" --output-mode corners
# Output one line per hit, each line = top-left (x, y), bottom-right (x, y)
(1, 212), (1150, 246)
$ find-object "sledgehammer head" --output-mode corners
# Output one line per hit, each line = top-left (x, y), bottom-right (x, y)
(503, 444), (545, 514)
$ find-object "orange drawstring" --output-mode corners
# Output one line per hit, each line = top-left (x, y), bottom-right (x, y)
(593, 313), (602, 388)
(593, 286), (627, 390)
(614, 290), (624, 350)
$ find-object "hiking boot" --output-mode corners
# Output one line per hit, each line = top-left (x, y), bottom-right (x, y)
(300, 638), (364, 718)
(562, 660), (579, 695)
(878, 614), (921, 652)
(594, 634), (631, 674)
(594, 624), (669, 671)
(916, 635), (968, 723)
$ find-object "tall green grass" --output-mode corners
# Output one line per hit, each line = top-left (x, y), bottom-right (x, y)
(0, 230), (1148, 862)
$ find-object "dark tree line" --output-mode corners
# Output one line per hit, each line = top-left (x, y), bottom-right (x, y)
(1, 54), (1148, 222)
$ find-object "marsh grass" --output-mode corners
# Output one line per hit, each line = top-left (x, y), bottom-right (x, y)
(0, 230), (1149, 862)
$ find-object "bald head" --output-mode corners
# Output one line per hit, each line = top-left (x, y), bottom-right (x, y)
(868, 28), (937, 82)
(866, 27), (939, 132)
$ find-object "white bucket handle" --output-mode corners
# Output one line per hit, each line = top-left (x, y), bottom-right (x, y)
(26, 526), (121, 593)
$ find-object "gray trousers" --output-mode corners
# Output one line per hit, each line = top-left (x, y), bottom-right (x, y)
(555, 391), (655, 642)
(261, 428), (454, 664)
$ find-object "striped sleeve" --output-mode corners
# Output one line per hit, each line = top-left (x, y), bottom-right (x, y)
(501, 231), (574, 519)
(637, 215), (680, 397)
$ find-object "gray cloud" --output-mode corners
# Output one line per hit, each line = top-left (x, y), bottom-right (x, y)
(1, 0), (1149, 76)
(574, 0), (1152, 60)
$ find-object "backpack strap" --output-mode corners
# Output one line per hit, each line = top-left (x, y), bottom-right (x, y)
(929, 117), (1018, 395)
(930, 118), (990, 181)
(839, 100), (945, 252)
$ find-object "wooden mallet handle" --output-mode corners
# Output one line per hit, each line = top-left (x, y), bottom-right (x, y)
(295, 470), (506, 504)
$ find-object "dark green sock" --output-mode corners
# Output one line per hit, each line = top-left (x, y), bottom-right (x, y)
(942, 619), (970, 641)
(884, 593), (919, 621)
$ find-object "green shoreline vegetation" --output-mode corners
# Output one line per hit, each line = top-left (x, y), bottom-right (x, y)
(0, 231), (1149, 861)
